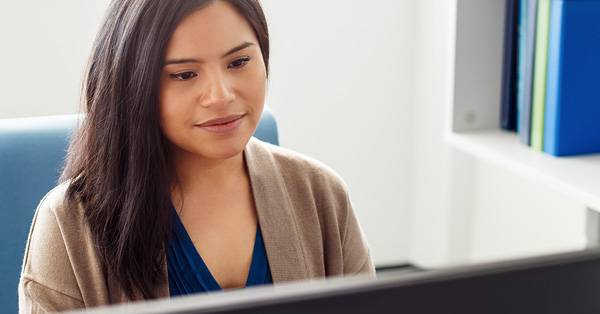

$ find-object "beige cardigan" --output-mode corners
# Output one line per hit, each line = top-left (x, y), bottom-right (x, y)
(18, 137), (375, 313)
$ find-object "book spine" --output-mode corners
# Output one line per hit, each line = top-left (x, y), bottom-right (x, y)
(543, 0), (565, 156)
(530, 0), (551, 151)
(501, 0), (519, 131)
(518, 0), (537, 146)
(546, 0), (600, 156)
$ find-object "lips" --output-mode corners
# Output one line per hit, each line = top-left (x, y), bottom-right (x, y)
(198, 114), (245, 127)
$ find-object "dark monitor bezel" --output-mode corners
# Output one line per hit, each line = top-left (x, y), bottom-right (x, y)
(73, 247), (600, 314)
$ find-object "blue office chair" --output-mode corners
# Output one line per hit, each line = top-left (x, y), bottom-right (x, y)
(0, 107), (278, 313)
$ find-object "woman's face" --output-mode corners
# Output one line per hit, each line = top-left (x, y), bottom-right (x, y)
(159, 1), (267, 162)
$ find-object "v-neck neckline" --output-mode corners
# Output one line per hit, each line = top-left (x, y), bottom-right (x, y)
(160, 137), (310, 298)
(170, 206), (261, 291)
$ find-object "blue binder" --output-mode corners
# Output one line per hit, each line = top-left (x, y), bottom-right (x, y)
(544, 0), (600, 156)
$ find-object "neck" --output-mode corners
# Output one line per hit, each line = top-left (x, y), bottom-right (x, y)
(170, 147), (248, 199)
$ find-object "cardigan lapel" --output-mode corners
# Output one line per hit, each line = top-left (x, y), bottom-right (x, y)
(244, 137), (309, 283)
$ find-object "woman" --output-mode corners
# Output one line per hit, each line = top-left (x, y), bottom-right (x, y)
(18, 0), (375, 312)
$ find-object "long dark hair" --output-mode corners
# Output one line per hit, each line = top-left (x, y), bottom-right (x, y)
(59, 0), (269, 299)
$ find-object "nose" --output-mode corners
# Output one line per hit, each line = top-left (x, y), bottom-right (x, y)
(199, 72), (235, 108)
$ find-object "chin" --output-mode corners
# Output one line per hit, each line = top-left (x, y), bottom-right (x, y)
(203, 146), (243, 161)
(198, 133), (251, 160)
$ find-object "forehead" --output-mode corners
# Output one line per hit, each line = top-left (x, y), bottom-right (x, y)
(164, 1), (257, 59)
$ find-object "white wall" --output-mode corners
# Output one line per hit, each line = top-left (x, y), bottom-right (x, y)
(0, 1), (109, 118)
(407, 0), (476, 267)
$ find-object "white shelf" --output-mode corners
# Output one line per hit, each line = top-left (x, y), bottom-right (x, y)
(446, 130), (600, 212)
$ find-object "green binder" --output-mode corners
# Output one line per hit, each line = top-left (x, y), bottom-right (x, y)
(530, 0), (551, 151)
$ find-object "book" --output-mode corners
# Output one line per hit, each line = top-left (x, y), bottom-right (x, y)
(517, 0), (538, 145)
(543, 0), (600, 156)
(530, 0), (551, 151)
(500, 0), (519, 131)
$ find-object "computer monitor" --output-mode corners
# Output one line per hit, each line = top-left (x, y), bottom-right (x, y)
(72, 247), (600, 314)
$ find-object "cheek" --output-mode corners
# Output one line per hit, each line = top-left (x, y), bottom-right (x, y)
(240, 65), (267, 106)
(158, 84), (190, 139)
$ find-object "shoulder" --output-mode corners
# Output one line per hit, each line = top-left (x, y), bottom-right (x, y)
(248, 137), (350, 198)
(20, 181), (85, 299)
(25, 182), (76, 240)
(36, 182), (72, 215)
(28, 181), (84, 229)
(247, 137), (353, 234)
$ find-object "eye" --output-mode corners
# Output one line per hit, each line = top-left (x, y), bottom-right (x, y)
(169, 71), (198, 81)
(228, 56), (252, 69)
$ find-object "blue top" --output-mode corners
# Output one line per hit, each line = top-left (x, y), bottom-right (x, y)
(167, 206), (273, 297)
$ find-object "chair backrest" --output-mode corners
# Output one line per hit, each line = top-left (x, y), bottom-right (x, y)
(0, 107), (278, 313)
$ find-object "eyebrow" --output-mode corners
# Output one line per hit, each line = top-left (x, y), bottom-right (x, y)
(163, 42), (255, 66)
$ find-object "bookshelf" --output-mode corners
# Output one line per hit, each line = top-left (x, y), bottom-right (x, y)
(448, 0), (600, 245)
